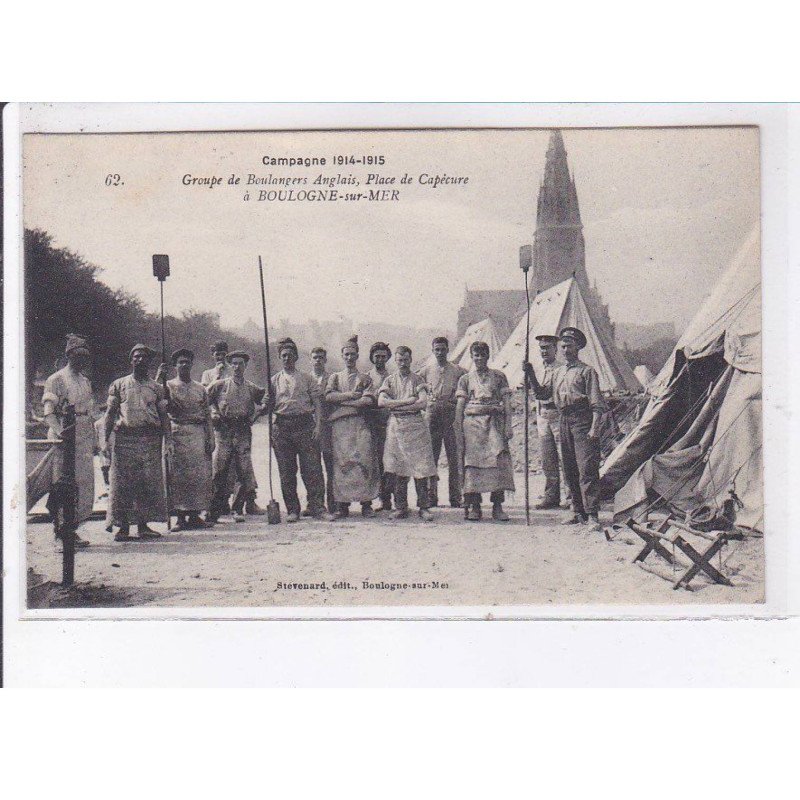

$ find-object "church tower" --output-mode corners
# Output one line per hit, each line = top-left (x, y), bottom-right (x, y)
(532, 130), (588, 293)
(531, 130), (614, 336)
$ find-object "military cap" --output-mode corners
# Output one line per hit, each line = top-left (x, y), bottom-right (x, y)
(535, 334), (560, 344)
(171, 348), (194, 364)
(129, 343), (158, 361)
(211, 340), (229, 353)
(559, 327), (587, 349)
(226, 350), (250, 364)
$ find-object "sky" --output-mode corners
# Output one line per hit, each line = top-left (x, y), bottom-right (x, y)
(23, 127), (760, 334)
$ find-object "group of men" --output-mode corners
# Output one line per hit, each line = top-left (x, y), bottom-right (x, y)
(39, 323), (605, 543)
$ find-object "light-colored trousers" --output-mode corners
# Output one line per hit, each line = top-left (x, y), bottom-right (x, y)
(537, 408), (570, 505)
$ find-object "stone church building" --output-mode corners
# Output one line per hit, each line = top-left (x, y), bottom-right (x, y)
(456, 130), (614, 340)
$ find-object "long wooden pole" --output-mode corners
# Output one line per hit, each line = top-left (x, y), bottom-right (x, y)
(523, 278), (531, 526)
(258, 256), (276, 503)
(159, 280), (172, 531)
(61, 404), (76, 586)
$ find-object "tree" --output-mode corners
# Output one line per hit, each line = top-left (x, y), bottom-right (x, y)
(25, 228), (146, 392)
(25, 229), (270, 402)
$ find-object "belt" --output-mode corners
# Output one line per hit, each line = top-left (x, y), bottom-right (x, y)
(114, 425), (162, 436)
(274, 413), (314, 423)
(391, 410), (423, 418)
(539, 402), (557, 411)
(220, 416), (251, 427)
(560, 398), (591, 414)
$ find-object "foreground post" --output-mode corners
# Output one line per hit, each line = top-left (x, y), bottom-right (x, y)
(61, 405), (77, 586)
(519, 244), (533, 526)
(258, 255), (282, 525)
(153, 254), (173, 531)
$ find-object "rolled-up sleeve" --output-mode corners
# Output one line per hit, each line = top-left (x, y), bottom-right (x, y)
(42, 374), (61, 407)
(324, 373), (339, 398)
(107, 380), (121, 409)
(586, 367), (605, 413)
(250, 383), (266, 405)
(377, 376), (393, 401)
(496, 371), (512, 398)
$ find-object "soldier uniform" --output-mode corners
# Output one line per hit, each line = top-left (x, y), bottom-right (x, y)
(530, 327), (604, 529)
(533, 334), (570, 509)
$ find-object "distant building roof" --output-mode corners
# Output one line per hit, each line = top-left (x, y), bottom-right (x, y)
(457, 289), (527, 339)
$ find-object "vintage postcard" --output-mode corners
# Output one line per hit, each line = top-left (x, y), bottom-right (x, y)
(7, 106), (771, 616)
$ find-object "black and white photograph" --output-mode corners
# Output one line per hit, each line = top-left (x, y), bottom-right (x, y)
(10, 116), (767, 612)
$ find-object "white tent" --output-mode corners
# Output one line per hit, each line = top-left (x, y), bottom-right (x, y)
(493, 277), (641, 392)
(633, 365), (655, 390)
(601, 224), (762, 531)
(422, 317), (505, 371)
(451, 317), (505, 369)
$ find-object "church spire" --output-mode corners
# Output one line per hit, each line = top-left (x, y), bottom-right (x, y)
(528, 129), (616, 341)
(532, 130), (587, 292)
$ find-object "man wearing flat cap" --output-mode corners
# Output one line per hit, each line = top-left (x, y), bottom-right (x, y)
(164, 348), (214, 530)
(40, 334), (98, 547)
(532, 334), (570, 510)
(206, 350), (268, 522)
(366, 341), (395, 512)
(104, 344), (171, 540)
(268, 337), (330, 522)
(524, 327), (605, 532)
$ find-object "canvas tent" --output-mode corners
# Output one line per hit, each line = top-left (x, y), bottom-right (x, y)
(451, 317), (505, 369)
(493, 277), (641, 393)
(633, 365), (655, 390)
(421, 317), (506, 371)
(600, 224), (762, 531)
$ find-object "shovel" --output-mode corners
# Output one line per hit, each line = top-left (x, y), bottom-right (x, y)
(266, 415), (281, 525)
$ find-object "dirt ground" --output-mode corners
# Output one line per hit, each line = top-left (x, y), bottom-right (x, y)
(25, 425), (765, 609)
